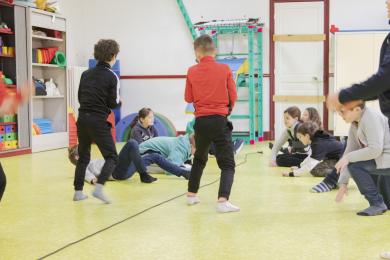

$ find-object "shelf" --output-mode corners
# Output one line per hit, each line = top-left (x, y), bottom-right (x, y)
(33, 95), (64, 99)
(32, 132), (68, 152)
(31, 8), (65, 18)
(0, 30), (14, 35)
(32, 35), (64, 42)
(0, 122), (16, 125)
(0, 0), (13, 7)
(32, 63), (65, 68)
(0, 54), (15, 58)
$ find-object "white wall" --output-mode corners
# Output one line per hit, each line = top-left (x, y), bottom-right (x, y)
(60, 0), (389, 132)
(330, 0), (389, 30)
(60, 0), (270, 132)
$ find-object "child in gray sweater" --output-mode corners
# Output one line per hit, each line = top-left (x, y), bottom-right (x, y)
(317, 103), (390, 216)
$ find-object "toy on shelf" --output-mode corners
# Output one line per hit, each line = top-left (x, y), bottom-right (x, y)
(32, 47), (66, 67)
(0, 71), (14, 86)
(33, 28), (63, 39)
(33, 77), (61, 97)
(35, 0), (60, 13)
(45, 78), (61, 96)
(0, 36), (15, 57)
(33, 77), (47, 96)
(33, 118), (53, 134)
(0, 22), (12, 34)
(0, 114), (18, 151)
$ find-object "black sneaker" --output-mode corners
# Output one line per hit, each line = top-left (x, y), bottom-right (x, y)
(140, 174), (157, 183)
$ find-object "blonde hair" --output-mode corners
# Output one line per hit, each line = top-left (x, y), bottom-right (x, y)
(194, 34), (215, 54)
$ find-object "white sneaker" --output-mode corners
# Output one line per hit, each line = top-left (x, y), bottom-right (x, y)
(187, 196), (200, 205)
(381, 252), (390, 259)
(216, 201), (240, 213)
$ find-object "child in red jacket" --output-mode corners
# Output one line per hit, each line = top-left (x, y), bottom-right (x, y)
(185, 34), (239, 213)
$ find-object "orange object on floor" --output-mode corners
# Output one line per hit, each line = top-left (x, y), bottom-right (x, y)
(68, 110), (116, 146)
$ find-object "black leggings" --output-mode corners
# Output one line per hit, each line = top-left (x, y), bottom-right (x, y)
(276, 153), (307, 167)
(0, 162), (6, 202)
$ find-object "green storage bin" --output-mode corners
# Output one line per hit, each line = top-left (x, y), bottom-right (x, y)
(0, 115), (16, 123)
(5, 132), (17, 141)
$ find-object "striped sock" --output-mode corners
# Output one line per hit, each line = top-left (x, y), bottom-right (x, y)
(310, 181), (335, 193)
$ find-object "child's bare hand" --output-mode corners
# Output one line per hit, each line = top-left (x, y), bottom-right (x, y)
(91, 178), (98, 185)
(335, 157), (349, 173)
(282, 171), (290, 177)
(327, 92), (343, 111)
(19, 83), (33, 101)
(335, 184), (348, 203)
(0, 96), (17, 115)
(269, 160), (277, 167)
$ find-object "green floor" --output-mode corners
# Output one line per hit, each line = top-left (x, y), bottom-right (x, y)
(0, 143), (389, 259)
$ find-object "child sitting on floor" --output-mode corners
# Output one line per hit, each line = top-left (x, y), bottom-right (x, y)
(270, 106), (309, 167)
(282, 121), (344, 177)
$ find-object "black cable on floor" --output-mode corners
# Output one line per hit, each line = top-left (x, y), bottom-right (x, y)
(37, 151), (262, 259)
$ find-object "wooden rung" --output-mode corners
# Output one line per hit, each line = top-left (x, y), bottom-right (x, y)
(273, 34), (326, 42)
(273, 95), (326, 103)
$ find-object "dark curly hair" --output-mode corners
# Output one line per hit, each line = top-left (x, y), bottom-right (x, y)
(94, 39), (120, 63)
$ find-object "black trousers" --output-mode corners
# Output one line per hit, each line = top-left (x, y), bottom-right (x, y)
(74, 112), (118, 191)
(188, 115), (235, 199)
(0, 162), (6, 202)
(276, 153), (307, 167)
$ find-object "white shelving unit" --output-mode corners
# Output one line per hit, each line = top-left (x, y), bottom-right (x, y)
(27, 8), (68, 152)
(32, 63), (65, 68)
(33, 95), (65, 99)
(32, 35), (64, 42)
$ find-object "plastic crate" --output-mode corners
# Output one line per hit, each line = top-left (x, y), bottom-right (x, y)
(4, 141), (12, 149)
(5, 132), (17, 141)
(10, 140), (17, 149)
(0, 115), (16, 123)
(5, 124), (16, 133)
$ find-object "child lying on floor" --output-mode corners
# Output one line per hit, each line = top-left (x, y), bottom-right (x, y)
(68, 135), (195, 184)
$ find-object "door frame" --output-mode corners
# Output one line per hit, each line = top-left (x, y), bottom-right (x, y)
(269, 0), (330, 139)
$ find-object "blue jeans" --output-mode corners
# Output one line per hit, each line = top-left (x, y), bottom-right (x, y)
(348, 160), (384, 206)
(141, 153), (190, 177)
(112, 140), (148, 180)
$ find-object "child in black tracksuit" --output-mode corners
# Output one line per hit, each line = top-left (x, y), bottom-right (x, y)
(73, 39), (125, 204)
